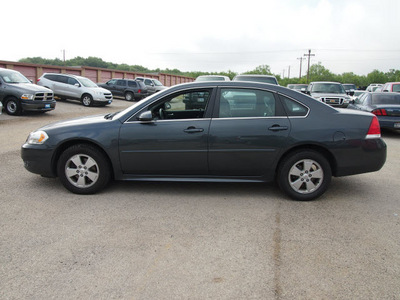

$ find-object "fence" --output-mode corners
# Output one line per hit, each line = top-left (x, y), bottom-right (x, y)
(0, 60), (194, 86)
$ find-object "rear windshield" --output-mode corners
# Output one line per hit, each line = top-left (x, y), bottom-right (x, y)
(372, 94), (400, 105)
(196, 76), (226, 81)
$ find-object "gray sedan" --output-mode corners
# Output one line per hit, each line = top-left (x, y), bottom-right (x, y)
(21, 81), (386, 200)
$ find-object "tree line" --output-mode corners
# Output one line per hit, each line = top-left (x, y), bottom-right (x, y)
(19, 56), (400, 89)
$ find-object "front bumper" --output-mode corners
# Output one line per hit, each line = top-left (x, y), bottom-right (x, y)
(21, 100), (56, 112)
(21, 145), (56, 178)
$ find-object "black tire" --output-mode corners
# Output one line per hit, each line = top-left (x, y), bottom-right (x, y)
(277, 150), (331, 201)
(124, 92), (134, 101)
(5, 97), (22, 116)
(81, 94), (93, 107)
(57, 144), (111, 194)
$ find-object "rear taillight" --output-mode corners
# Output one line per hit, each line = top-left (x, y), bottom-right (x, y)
(372, 108), (387, 116)
(37, 79), (40, 82)
(366, 116), (381, 139)
(138, 89), (141, 93)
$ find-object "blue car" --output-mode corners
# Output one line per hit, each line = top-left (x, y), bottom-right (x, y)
(348, 92), (400, 130)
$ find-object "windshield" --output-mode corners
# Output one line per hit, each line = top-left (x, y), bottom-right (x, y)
(78, 77), (98, 87)
(153, 79), (163, 86)
(311, 83), (345, 94)
(293, 84), (308, 90)
(0, 71), (30, 84)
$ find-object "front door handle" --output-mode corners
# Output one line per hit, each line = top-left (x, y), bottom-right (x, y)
(268, 125), (288, 131)
(184, 127), (204, 133)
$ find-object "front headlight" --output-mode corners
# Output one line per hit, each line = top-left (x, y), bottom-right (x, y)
(27, 131), (49, 145)
(21, 94), (34, 100)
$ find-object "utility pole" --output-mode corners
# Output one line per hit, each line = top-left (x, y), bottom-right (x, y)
(288, 66), (290, 79)
(304, 49), (315, 83)
(297, 57), (303, 79)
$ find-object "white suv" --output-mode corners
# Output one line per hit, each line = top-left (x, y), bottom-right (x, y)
(37, 73), (113, 106)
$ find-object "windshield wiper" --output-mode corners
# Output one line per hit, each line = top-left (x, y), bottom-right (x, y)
(104, 112), (119, 120)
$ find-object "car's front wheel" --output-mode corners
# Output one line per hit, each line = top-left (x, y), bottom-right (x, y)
(81, 94), (93, 107)
(57, 144), (111, 194)
(277, 150), (331, 201)
(5, 97), (22, 115)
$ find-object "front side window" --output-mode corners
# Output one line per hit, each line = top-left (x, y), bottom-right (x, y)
(116, 80), (126, 86)
(107, 79), (117, 85)
(144, 79), (153, 86)
(149, 89), (212, 120)
(67, 77), (79, 85)
(218, 88), (276, 118)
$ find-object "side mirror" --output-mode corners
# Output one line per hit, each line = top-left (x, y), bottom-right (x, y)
(300, 88), (306, 93)
(74, 83), (80, 87)
(349, 89), (355, 96)
(138, 111), (154, 122)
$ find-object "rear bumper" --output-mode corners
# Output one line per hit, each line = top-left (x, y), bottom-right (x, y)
(333, 138), (387, 177)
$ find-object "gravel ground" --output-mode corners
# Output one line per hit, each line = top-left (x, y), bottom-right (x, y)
(1, 99), (399, 299)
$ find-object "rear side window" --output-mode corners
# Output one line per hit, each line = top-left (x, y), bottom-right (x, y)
(219, 88), (277, 118)
(280, 95), (308, 117)
(128, 81), (137, 87)
(116, 80), (126, 86)
(44, 74), (65, 82)
(393, 84), (400, 93)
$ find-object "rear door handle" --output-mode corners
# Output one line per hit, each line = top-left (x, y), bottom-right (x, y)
(184, 127), (204, 133)
(268, 125), (288, 131)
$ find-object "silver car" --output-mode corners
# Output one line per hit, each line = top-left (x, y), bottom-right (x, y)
(37, 73), (113, 106)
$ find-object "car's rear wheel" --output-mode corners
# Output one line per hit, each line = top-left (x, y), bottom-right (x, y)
(124, 92), (134, 101)
(57, 144), (111, 194)
(81, 94), (93, 107)
(5, 97), (22, 115)
(277, 150), (331, 201)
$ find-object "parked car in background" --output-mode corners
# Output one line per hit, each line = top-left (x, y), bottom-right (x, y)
(350, 90), (366, 101)
(348, 92), (400, 130)
(342, 83), (357, 95)
(306, 81), (351, 108)
(135, 77), (167, 95)
(288, 84), (308, 92)
(37, 73), (112, 107)
(98, 79), (147, 101)
(382, 82), (400, 93)
(233, 74), (279, 85)
(21, 81), (386, 201)
(0, 68), (55, 115)
(195, 75), (230, 82)
(366, 84), (383, 92)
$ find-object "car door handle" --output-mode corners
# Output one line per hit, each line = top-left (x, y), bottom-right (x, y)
(268, 125), (288, 131)
(184, 127), (204, 133)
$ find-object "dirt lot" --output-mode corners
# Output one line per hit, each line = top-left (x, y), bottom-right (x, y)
(1, 99), (400, 299)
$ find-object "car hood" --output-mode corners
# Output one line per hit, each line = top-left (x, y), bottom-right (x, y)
(9, 83), (53, 93)
(87, 86), (111, 93)
(310, 92), (348, 98)
(40, 114), (114, 131)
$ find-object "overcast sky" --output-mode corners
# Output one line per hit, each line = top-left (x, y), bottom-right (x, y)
(3, 0), (399, 77)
